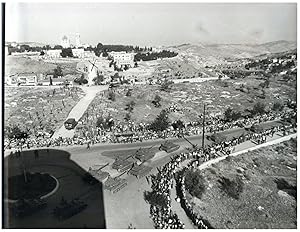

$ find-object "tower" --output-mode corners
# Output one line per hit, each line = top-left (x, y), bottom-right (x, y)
(61, 35), (70, 48)
(75, 33), (81, 48)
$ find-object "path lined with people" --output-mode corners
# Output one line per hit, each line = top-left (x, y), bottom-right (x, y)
(52, 85), (108, 139)
(144, 121), (296, 229)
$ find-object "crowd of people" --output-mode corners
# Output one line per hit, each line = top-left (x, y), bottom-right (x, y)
(147, 153), (187, 228)
(144, 119), (296, 228)
(4, 104), (296, 152)
(175, 169), (212, 229)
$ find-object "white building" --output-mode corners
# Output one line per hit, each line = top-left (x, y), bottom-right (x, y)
(72, 48), (85, 58)
(46, 49), (62, 58)
(109, 51), (135, 68)
(61, 35), (70, 48)
(17, 73), (38, 86)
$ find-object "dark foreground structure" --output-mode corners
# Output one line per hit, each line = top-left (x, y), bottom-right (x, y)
(3, 149), (106, 229)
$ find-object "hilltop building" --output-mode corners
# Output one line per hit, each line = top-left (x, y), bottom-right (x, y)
(46, 49), (62, 58)
(109, 51), (135, 68)
(75, 33), (82, 48)
(61, 35), (70, 48)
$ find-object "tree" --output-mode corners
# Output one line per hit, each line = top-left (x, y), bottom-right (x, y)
(61, 48), (73, 58)
(160, 80), (173, 92)
(102, 49), (108, 57)
(96, 43), (104, 50)
(224, 107), (242, 122)
(184, 170), (206, 199)
(74, 74), (88, 85)
(40, 51), (45, 56)
(252, 102), (266, 115)
(96, 115), (114, 130)
(124, 113), (131, 122)
(144, 191), (168, 209)
(149, 110), (170, 132)
(54, 45), (63, 50)
(152, 94), (162, 107)
(6, 125), (29, 140)
(125, 100), (135, 113)
(272, 101), (284, 111)
(126, 89), (132, 97)
(172, 120), (185, 130)
(53, 66), (63, 78)
(108, 91), (116, 101)
(218, 176), (244, 200)
(93, 71), (104, 85)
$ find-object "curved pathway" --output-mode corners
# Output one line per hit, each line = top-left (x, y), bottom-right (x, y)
(198, 133), (297, 171)
(52, 85), (108, 139)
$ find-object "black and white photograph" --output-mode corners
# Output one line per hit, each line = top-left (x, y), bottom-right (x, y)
(1, 1), (298, 229)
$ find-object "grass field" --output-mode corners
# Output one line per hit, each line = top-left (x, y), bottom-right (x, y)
(187, 138), (297, 229)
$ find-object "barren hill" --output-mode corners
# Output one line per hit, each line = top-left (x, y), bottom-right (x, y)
(168, 40), (296, 66)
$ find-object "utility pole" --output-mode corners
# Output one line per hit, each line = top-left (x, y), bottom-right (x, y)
(202, 104), (206, 150)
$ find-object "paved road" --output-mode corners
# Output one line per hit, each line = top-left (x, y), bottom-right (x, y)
(52, 85), (108, 139)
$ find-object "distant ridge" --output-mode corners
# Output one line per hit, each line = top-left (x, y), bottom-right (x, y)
(169, 40), (296, 63)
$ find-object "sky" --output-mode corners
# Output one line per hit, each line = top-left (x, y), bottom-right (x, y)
(5, 2), (297, 47)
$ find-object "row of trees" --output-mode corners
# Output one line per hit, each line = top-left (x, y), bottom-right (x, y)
(93, 43), (152, 57)
(134, 50), (178, 62)
(224, 101), (284, 122)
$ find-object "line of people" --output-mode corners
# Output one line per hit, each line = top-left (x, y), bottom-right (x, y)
(4, 107), (296, 152)
(146, 121), (296, 228)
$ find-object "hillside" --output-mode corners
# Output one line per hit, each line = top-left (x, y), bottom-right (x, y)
(169, 40), (296, 66)
(5, 56), (79, 76)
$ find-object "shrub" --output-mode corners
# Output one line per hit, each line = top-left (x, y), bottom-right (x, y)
(152, 94), (162, 107)
(126, 89), (132, 97)
(184, 170), (206, 199)
(274, 178), (296, 199)
(224, 107), (242, 122)
(272, 101), (284, 111)
(149, 110), (170, 132)
(125, 100), (135, 112)
(218, 176), (244, 200)
(252, 102), (266, 115)
(108, 91), (116, 101)
(144, 191), (168, 208)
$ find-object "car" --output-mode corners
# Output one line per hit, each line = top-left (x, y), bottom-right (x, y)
(64, 118), (77, 130)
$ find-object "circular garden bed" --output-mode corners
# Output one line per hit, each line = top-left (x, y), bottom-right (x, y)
(8, 172), (57, 200)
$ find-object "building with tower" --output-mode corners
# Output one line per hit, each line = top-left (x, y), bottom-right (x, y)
(75, 33), (82, 48)
(61, 35), (70, 48)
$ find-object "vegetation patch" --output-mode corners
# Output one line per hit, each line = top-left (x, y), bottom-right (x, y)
(217, 176), (244, 200)
(144, 191), (168, 209)
(274, 178), (296, 200)
(184, 169), (206, 199)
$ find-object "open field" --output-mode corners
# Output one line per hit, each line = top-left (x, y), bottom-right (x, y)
(4, 86), (85, 136)
(79, 74), (296, 128)
(5, 56), (79, 76)
(187, 138), (297, 229)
